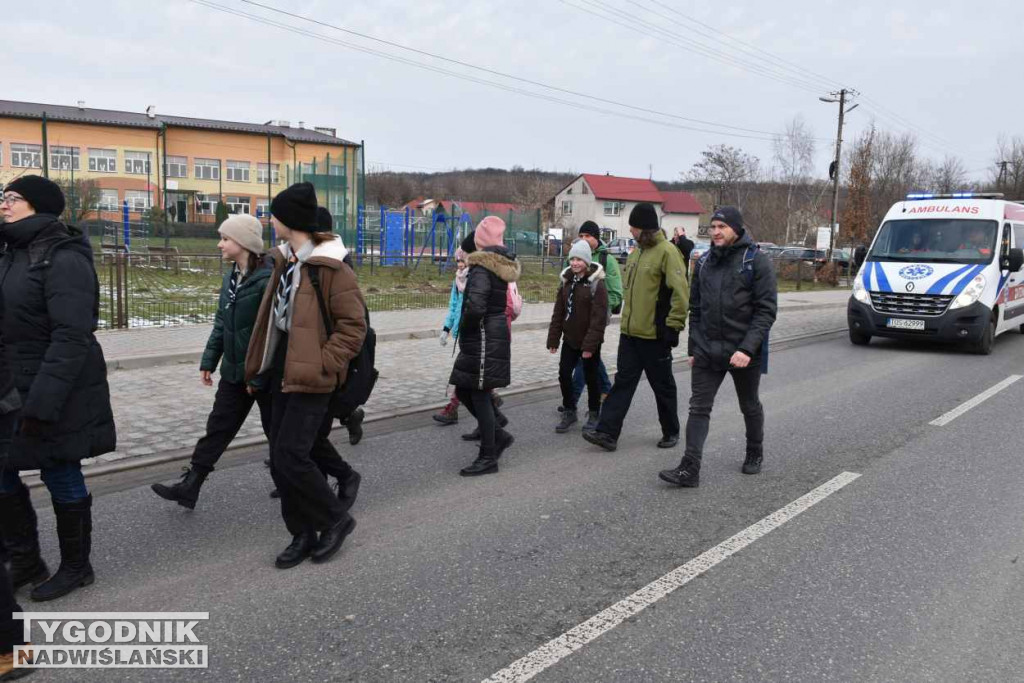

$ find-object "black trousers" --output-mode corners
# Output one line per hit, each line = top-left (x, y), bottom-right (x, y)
(310, 410), (355, 482)
(191, 378), (272, 473)
(595, 334), (679, 440)
(559, 343), (602, 412)
(684, 364), (764, 463)
(0, 562), (24, 655)
(268, 339), (347, 536)
(455, 386), (496, 448)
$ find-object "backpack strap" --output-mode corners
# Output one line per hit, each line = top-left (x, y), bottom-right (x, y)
(307, 265), (333, 335)
(740, 244), (758, 288)
(598, 250), (609, 270)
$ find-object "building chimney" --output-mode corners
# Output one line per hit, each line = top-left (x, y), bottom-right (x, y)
(314, 126), (337, 138)
(298, 121), (305, 129)
(77, 100), (85, 111)
(276, 120), (291, 128)
(146, 105), (156, 119)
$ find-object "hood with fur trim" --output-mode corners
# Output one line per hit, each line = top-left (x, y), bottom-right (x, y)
(467, 248), (521, 283)
(560, 261), (606, 283)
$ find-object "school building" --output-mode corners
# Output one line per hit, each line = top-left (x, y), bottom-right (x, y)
(0, 99), (364, 230)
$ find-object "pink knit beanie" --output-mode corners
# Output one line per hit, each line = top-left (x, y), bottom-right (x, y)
(474, 216), (506, 249)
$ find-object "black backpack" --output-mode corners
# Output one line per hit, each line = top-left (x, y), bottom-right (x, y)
(307, 266), (379, 420)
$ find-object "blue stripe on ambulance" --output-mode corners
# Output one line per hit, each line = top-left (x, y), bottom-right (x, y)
(925, 264), (974, 295)
(873, 261), (892, 292)
(949, 264), (987, 296)
(862, 262), (873, 291)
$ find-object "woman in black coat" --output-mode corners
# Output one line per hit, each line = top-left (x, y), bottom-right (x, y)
(0, 176), (115, 603)
(449, 218), (520, 476)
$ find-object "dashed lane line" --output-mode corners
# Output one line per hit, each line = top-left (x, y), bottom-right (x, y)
(929, 375), (1022, 427)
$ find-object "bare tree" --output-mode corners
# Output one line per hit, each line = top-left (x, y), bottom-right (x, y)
(927, 155), (970, 193)
(842, 125), (876, 245)
(773, 115), (816, 244)
(685, 144), (761, 210)
(869, 130), (923, 227)
(53, 178), (102, 223)
(992, 135), (1024, 198)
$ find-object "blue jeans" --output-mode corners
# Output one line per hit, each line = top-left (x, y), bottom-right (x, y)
(572, 357), (611, 403)
(0, 463), (88, 503)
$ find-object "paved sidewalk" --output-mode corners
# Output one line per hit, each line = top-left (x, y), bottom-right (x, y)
(86, 289), (850, 467)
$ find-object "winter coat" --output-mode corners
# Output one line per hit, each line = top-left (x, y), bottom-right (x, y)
(547, 263), (608, 353)
(449, 247), (521, 390)
(0, 214), (116, 470)
(200, 260), (272, 385)
(565, 241), (623, 312)
(245, 237), (367, 394)
(619, 230), (690, 341)
(443, 278), (465, 339)
(672, 234), (695, 274)
(687, 231), (778, 370)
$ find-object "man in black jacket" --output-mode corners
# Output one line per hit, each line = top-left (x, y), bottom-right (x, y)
(659, 206), (777, 488)
(671, 227), (695, 275)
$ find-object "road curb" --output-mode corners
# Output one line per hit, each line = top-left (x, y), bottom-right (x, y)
(43, 324), (848, 488)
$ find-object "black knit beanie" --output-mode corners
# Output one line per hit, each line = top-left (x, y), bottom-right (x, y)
(4, 175), (65, 216)
(316, 206), (333, 232)
(711, 206), (744, 235)
(628, 202), (660, 232)
(461, 231), (477, 254)
(270, 182), (318, 232)
(577, 220), (601, 240)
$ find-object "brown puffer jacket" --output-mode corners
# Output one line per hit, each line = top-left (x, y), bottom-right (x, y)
(245, 237), (367, 393)
(546, 262), (609, 354)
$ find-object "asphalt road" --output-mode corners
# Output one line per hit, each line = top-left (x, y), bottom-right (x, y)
(16, 329), (1024, 682)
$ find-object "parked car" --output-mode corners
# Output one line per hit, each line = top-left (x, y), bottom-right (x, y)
(606, 237), (634, 264)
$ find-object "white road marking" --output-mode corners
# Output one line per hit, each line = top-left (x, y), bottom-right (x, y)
(929, 375), (1022, 427)
(482, 471), (862, 683)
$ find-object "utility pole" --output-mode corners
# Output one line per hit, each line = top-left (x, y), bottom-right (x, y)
(998, 160), (1009, 189)
(820, 89), (858, 261)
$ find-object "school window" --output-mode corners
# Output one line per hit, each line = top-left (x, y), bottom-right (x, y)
(10, 143), (42, 168)
(50, 146), (80, 171)
(165, 156), (187, 178)
(256, 200), (270, 218)
(257, 163), (279, 184)
(226, 160), (250, 182)
(124, 190), (151, 212)
(88, 148), (117, 173)
(300, 162), (315, 175)
(561, 200), (573, 216)
(124, 151), (151, 175)
(603, 201), (620, 216)
(194, 159), (220, 180)
(329, 164), (344, 176)
(196, 194), (218, 214)
(98, 189), (119, 211)
(225, 196), (250, 214)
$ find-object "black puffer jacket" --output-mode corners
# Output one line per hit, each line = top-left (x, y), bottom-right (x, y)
(0, 214), (116, 469)
(449, 247), (521, 390)
(200, 259), (272, 385)
(687, 231), (778, 370)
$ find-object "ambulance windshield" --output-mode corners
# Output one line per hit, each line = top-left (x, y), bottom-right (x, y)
(867, 219), (997, 265)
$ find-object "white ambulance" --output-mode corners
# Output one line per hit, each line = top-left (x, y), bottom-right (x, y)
(847, 193), (1024, 354)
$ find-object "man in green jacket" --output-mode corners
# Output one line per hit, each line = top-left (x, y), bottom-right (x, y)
(583, 203), (689, 451)
(563, 221), (622, 427)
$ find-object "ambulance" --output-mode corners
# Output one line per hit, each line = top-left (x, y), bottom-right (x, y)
(847, 193), (1024, 354)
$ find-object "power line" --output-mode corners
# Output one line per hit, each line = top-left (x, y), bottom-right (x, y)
(235, 0), (785, 138)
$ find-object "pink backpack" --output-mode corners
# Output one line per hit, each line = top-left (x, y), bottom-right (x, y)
(505, 282), (523, 323)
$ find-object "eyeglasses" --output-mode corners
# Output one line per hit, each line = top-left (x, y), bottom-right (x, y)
(1, 195), (26, 206)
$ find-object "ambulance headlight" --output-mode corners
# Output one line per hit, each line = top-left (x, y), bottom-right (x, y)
(852, 277), (870, 304)
(950, 274), (986, 309)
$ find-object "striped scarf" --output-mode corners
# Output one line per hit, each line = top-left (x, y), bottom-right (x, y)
(274, 258), (298, 330)
(565, 274), (582, 321)
(225, 265), (240, 309)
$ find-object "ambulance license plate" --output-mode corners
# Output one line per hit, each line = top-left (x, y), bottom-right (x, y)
(887, 318), (925, 331)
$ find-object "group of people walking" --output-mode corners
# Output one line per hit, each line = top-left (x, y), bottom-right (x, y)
(0, 174), (776, 678)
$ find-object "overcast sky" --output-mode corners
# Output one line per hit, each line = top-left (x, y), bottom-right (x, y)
(8, 0), (1022, 182)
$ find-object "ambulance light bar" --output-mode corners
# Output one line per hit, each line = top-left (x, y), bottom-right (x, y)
(905, 192), (1004, 200)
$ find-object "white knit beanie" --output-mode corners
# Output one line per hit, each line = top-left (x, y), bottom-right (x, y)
(218, 214), (265, 255)
(568, 239), (593, 265)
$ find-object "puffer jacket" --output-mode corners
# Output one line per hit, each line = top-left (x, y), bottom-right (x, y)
(201, 260), (272, 385)
(687, 231), (778, 370)
(245, 236), (367, 393)
(547, 263), (608, 353)
(0, 214), (116, 470)
(619, 229), (689, 341)
(449, 247), (521, 390)
(443, 278), (465, 339)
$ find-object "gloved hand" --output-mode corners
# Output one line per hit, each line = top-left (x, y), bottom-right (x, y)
(18, 416), (53, 438)
(440, 329), (450, 346)
(662, 327), (680, 348)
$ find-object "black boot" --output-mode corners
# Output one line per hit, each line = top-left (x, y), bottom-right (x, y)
(31, 496), (94, 602)
(461, 427), (481, 442)
(555, 409), (578, 433)
(742, 447), (763, 475)
(583, 410), (600, 432)
(151, 467), (208, 510)
(335, 471), (362, 512)
(310, 514), (357, 564)
(0, 486), (49, 590)
(459, 446), (499, 476)
(495, 408), (510, 429)
(275, 531), (316, 569)
(346, 408), (365, 446)
(494, 429), (515, 459)
(658, 457), (701, 488)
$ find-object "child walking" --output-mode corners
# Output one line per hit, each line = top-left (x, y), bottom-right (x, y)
(547, 240), (609, 433)
(433, 249), (468, 425)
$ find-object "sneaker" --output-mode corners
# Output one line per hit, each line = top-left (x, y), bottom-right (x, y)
(582, 430), (617, 452)
(658, 458), (700, 487)
(742, 452), (763, 475)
